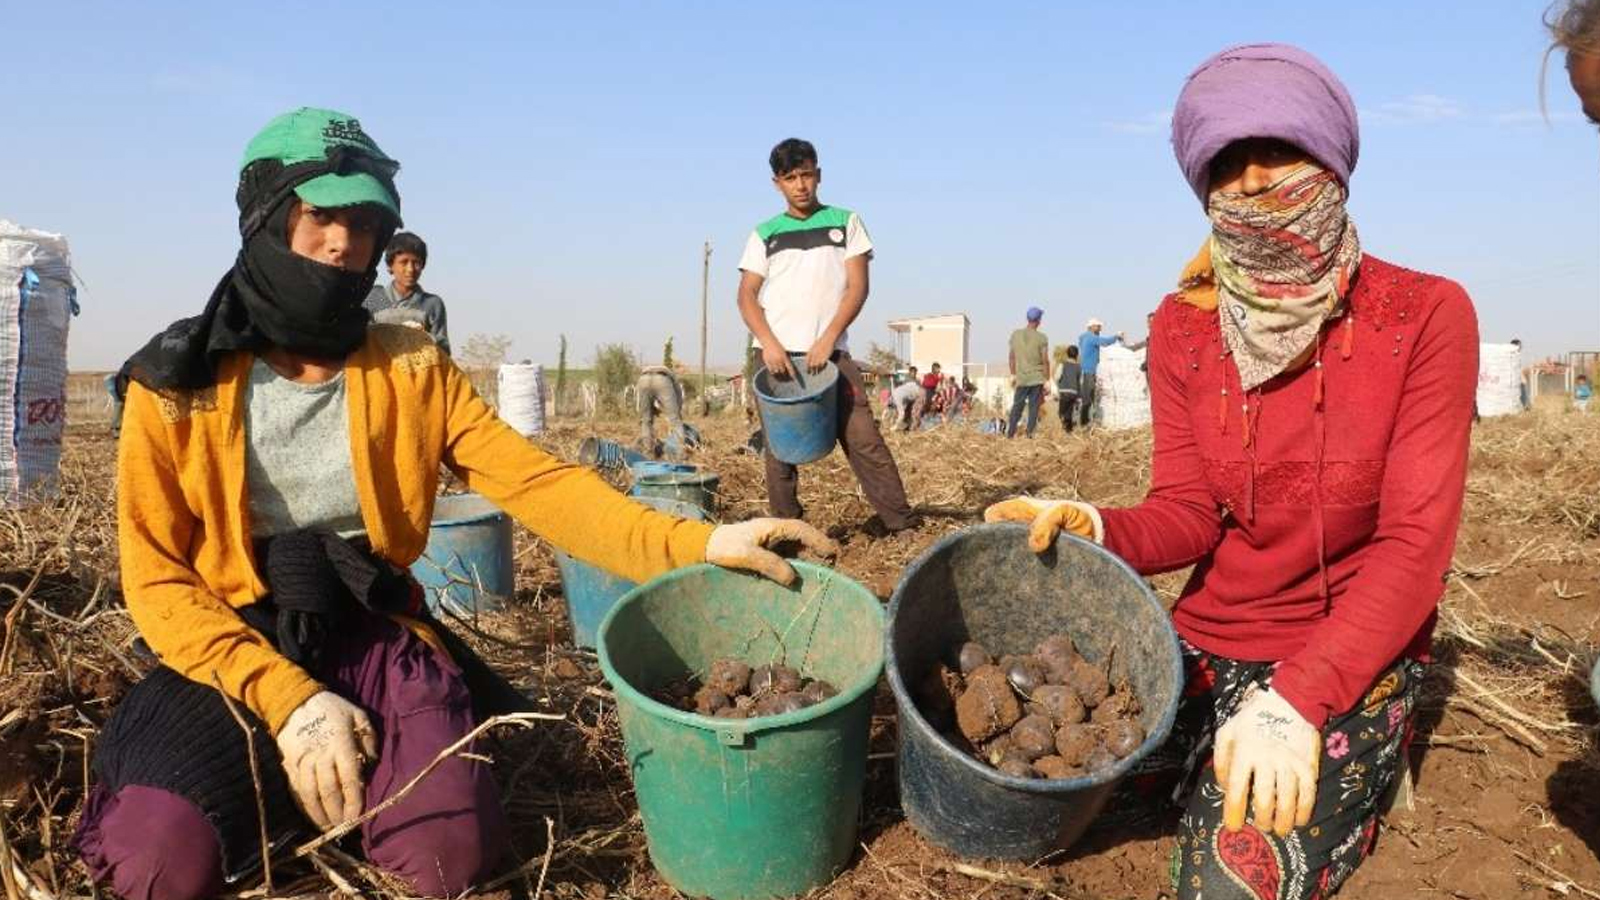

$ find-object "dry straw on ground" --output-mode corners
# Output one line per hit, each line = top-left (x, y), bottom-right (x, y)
(1, 403), (1597, 899)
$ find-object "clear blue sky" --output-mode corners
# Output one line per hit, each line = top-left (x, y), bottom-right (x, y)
(7, 0), (1596, 372)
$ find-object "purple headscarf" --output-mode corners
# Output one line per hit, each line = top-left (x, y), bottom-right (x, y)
(1170, 43), (1360, 205)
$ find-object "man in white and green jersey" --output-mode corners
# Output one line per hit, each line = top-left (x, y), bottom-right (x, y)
(736, 138), (915, 533)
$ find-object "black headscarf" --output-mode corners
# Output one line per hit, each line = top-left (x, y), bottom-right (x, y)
(121, 153), (400, 392)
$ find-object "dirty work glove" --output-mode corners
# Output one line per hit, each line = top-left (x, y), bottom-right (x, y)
(705, 518), (841, 586)
(276, 690), (379, 831)
(761, 344), (797, 381)
(982, 497), (1104, 552)
(1213, 685), (1321, 836)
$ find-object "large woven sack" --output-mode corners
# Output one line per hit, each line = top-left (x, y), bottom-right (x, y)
(498, 362), (546, 436)
(0, 222), (77, 506)
(1475, 343), (1522, 418)
(1097, 345), (1150, 431)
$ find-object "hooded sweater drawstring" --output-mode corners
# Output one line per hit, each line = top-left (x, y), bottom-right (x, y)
(1244, 389), (1259, 523)
(1313, 341), (1332, 607)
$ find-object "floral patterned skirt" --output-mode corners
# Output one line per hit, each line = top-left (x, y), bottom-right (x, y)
(1109, 642), (1423, 900)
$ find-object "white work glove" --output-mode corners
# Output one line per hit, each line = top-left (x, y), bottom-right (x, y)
(276, 690), (379, 831)
(1213, 685), (1321, 836)
(705, 518), (840, 585)
(982, 496), (1104, 552)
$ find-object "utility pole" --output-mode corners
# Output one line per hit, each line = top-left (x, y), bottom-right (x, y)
(699, 240), (711, 416)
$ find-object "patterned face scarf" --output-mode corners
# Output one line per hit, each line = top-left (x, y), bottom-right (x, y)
(1198, 163), (1362, 391)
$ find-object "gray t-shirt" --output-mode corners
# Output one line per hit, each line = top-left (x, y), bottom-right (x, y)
(244, 358), (364, 538)
(364, 283), (451, 355)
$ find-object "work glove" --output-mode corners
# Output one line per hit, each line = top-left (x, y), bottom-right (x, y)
(276, 690), (379, 831)
(705, 518), (840, 585)
(761, 344), (797, 381)
(982, 496), (1104, 552)
(1213, 685), (1320, 836)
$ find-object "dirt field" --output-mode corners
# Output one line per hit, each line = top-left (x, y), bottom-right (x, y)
(2, 403), (1597, 899)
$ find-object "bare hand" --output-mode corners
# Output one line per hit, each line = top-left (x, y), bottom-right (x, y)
(804, 338), (834, 374)
(762, 344), (796, 381)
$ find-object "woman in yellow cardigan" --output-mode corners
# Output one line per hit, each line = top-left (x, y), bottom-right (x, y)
(78, 108), (835, 900)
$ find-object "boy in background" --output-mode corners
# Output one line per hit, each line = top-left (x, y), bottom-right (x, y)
(736, 138), (916, 534)
(364, 231), (451, 354)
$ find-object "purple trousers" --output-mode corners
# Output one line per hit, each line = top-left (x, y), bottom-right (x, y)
(75, 615), (508, 900)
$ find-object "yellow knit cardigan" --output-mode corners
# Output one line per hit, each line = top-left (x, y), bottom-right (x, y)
(117, 325), (713, 734)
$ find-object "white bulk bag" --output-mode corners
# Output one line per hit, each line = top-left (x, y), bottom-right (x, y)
(0, 222), (76, 505)
(1096, 345), (1150, 430)
(497, 362), (546, 436)
(1475, 343), (1522, 418)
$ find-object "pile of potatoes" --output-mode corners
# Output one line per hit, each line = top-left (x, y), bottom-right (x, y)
(658, 658), (838, 719)
(916, 635), (1145, 780)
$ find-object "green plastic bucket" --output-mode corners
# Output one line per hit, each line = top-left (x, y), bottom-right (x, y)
(596, 562), (883, 900)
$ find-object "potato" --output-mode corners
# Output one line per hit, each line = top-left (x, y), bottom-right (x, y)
(1004, 656), (1049, 697)
(1033, 755), (1080, 780)
(801, 679), (838, 706)
(1068, 660), (1111, 708)
(693, 687), (730, 716)
(1103, 719), (1146, 758)
(957, 641), (992, 675)
(1054, 723), (1099, 767)
(1031, 684), (1086, 725)
(1009, 714), (1056, 760)
(708, 659), (752, 696)
(955, 668), (1023, 743)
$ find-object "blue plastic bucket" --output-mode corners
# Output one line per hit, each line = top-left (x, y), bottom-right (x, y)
(630, 470), (721, 514)
(886, 523), (1183, 858)
(410, 493), (515, 616)
(553, 497), (707, 649)
(753, 355), (839, 465)
(578, 436), (647, 471)
(628, 460), (698, 479)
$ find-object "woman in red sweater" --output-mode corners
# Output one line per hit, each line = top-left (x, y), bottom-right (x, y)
(987, 44), (1477, 899)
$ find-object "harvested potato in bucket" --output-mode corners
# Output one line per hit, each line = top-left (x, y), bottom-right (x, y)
(919, 635), (1145, 779)
(656, 658), (838, 720)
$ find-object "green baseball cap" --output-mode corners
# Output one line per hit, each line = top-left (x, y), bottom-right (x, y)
(241, 107), (401, 220)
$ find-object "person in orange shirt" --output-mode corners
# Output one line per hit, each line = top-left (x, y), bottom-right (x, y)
(76, 108), (833, 900)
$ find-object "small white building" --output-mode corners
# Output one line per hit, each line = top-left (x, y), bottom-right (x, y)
(887, 313), (970, 379)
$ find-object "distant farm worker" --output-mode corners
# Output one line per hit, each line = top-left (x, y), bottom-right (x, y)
(1053, 344), (1082, 433)
(1549, 0), (1600, 135)
(891, 375), (924, 432)
(104, 371), (127, 436)
(737, 137), (916, 535)
(936, 374), (961, 422)
(1576, 373), (1592, 411)
(636, 364), (694, 459)
(1006, 306), (1050, 438)
(987, 45), (1477, 899)
(363, 231), (450, 354)
(921, 361), (943, 411)
(79, 108), (837, 900)
(1075, 317), (1125, 427)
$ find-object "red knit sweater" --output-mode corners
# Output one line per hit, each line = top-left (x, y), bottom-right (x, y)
(1099, 255), (1478, 729)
